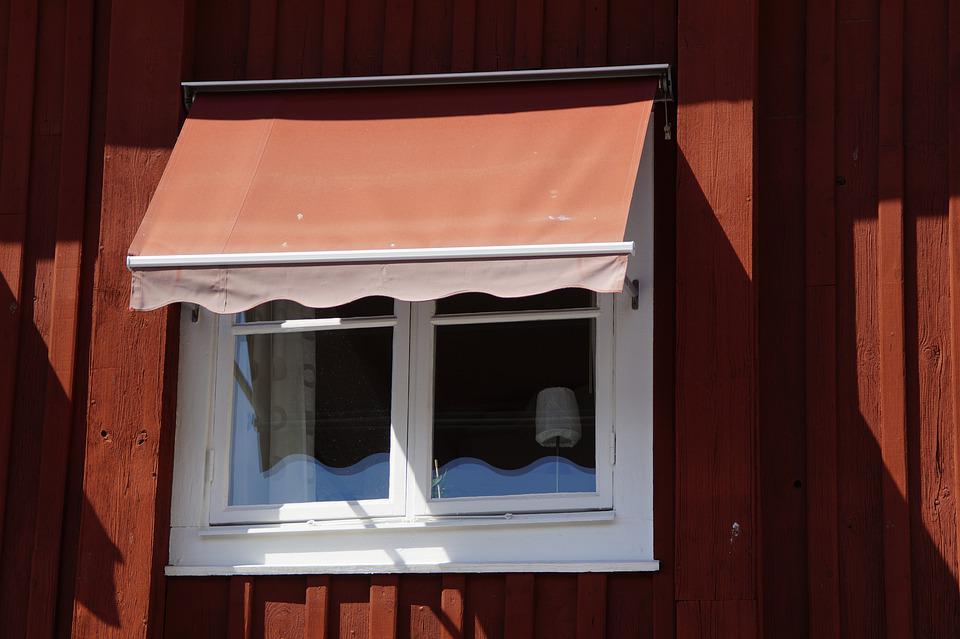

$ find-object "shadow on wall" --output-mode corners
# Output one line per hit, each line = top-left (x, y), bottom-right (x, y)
(0, 277), (124, 632)
(0, 118), (958, 639)
(677, 143), (960, 639)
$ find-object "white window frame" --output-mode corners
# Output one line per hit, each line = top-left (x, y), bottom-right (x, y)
(165, 114), (655, 574)
(407, 297), (615, 516)
(208, 305), (412, 525)
(209, 293), (613, 525)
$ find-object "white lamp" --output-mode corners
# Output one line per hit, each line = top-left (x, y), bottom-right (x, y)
(535, 387), (582, 447)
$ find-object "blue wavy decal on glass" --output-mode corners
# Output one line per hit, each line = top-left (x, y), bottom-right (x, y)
(432, 456), (596, 499)
(230, 452), (389, 506)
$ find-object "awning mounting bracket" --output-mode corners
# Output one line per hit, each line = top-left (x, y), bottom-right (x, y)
(624, 277), (640, 310)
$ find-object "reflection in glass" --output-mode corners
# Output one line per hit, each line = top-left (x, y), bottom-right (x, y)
(238, 296), (394, 324)
(230, 304), (393, 505)
(432, 318), (596, 498)
(435, 288), (595, 315)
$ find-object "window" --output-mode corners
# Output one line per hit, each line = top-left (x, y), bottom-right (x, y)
(168, 264), (655, 574)
(165, 109), (656, 575)
(209, 290), (613, 525)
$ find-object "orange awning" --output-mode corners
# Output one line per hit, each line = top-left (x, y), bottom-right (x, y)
(127, 75), (657, 312)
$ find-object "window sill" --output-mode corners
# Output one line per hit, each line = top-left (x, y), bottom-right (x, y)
(196, 509), (616, 538)
(165, 559), (660, 577)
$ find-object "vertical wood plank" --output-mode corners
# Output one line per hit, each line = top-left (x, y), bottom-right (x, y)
(835, 11), (885, 638)
(398, 575), (442, 638)
(382, 0), (414, 74)
(0, 0), (39, 566)
(675, 0), (758, 611)
(583, 0), (606, 66)
(464, 575), (504, 639)
(903, 0), (958, 636)
(542, 0), (583, 68)
(321, 0), (347, 75)
(474, 0), (515, 71)
(950, 0), (960, 621)
(228, 576), (254, 639)
(877, 0), (913, 637)
(306, 576), (330, 639)
(575, 574), (606, 639)
(676, 601), (757, 639)
(804, 0), (840, 634)
(69, 0), (186, 635)
(246, 0), (277, 78)
(164, 578), (230, 639)
(450, 0), (476, 71)
(440, 575), (465, 639)
(330, 576), (371, 639)
(503, 574), (534, 639)
(756, 0), (807, 635)
(411, 0), (454, 73)
(650, 1), (676, 637)
(607, 574), (653, 639)
(514, 0), (543, 68)
(256, 577), (307, 639)
(533, 575), (576, 639)
(23, 0), (96, 634)
(345, 0), (386, 75)
(370, 575), (399, 639)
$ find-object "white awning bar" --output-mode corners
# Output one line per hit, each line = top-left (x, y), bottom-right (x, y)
(126, 241), (635, 269)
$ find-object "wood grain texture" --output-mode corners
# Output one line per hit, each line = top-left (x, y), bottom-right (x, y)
(23, 0), (96, 634)
(370, 574), (399, 639)
(305, 576), (330, 639)
(905, 0), (960, 636)
(676, 601), (757, 639)
(0, 1), (956, 637)
(0, 0), (39, 574)
(440, 575), (465, 639)
(755, 0), (808, 636)
(835, 12), (885, 639)
(574, 574), (605, 639)
(804, 0), (841, 635)
(503, 574), (534, 639)
(464, 574), (505, 639)
(675, 0), (758, 612)
(876, 0), (913, 637)
(68, 0), (186, 635)
(255, 577), (306, 639)
(165, 577), (229, 639)
(950, 0), (960, 629)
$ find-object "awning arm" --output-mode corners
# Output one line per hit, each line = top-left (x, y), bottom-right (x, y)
(181, 64), (674, 110)
(127, 241), (635, 270)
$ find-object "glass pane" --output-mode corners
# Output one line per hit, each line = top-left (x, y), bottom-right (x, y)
(435, 288), (595, 315)
(238, 297), (394, 323)
(432, 318), (596, 499)
(229, 326), (393, 505)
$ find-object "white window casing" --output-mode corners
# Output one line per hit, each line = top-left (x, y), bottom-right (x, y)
(166, 115), (656, 575)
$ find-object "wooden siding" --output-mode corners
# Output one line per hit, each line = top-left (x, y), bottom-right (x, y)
(0, 0), (956, 637)
(163, 573), (654, 639)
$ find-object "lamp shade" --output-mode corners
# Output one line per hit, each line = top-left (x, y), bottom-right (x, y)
(535, 387), (582, 447)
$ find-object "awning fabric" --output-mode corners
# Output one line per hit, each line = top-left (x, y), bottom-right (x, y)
(127, 78), (656, 313)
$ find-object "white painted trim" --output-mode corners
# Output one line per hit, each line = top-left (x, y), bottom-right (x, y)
(430, 308), (600, 326)
(166, 111), (657, 572)
(232, 316), (398, 335)
(127, 242), (635, 269)
(207, 301), (412, 524)
(409, 296), (615, 517)
(166, 560), (661, 576)
(197, 510), (615, 537)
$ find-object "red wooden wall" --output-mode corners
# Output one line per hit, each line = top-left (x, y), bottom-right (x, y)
(0, 0), (958, 637)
